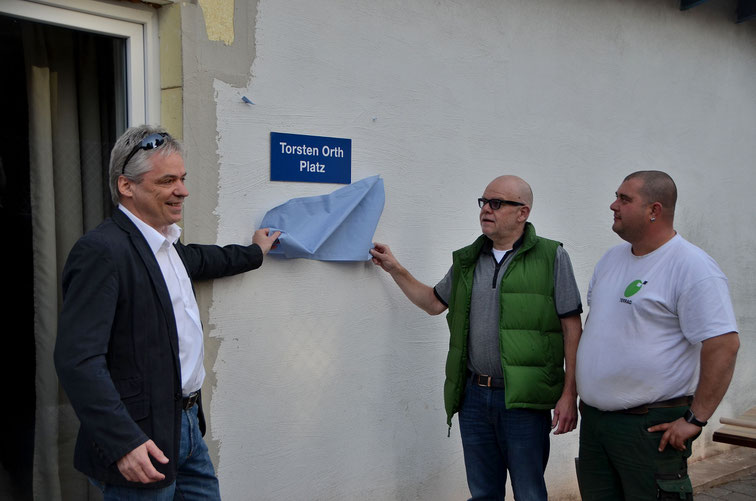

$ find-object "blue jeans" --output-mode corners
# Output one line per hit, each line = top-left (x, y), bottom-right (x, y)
(458, 378), (551, 501)
(91, 404), (221, 501)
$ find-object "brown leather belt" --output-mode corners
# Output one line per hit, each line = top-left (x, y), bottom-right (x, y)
(619, 395), (693, 415)
(471, 373), (506, 389)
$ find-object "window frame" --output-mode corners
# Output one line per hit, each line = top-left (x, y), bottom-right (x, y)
(0, 0), (161, 125)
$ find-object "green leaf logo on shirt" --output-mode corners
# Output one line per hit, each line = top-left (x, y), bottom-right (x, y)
(624, 279), (648, 297)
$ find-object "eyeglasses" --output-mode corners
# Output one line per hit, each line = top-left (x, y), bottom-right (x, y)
(122, 132), (170, 174)
(478, 197), (525, 210)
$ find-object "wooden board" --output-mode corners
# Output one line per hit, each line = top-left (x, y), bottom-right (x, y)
(713, 407), (756, 448)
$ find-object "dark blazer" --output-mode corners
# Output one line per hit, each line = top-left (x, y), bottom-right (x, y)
(54, 208), (263, 487)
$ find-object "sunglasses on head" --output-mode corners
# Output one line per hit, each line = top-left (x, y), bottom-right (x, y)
(122, 132), (170, 174)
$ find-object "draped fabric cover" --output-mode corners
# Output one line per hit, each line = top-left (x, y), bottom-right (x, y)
(260, 175), (385, 261)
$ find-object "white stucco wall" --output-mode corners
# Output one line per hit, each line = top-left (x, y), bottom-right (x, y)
(202, 0), (756, 499)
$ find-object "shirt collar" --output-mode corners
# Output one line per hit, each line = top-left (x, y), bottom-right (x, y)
(118, 204), (182, 253)
(481, 232), (525, 255)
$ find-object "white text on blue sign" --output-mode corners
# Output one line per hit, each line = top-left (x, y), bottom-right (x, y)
(270, 132), (351, 184)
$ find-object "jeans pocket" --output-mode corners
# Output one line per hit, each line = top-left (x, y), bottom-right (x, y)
(655, 474), (693, 500)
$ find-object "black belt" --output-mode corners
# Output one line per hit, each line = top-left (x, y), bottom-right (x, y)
(182, 391), (200, 410)
(471, 373), (506, 389)
(618, 395), (693, 415)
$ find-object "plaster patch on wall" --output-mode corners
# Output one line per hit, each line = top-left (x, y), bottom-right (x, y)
(199, 0), (234, 45)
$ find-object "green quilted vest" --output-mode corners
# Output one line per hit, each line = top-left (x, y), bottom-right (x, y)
(443, 223), (564, 427)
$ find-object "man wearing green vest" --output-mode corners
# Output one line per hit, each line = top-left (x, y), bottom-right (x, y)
(370, 175), (583, 501)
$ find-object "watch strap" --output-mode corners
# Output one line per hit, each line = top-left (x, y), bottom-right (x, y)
(684, 409), (708, 427)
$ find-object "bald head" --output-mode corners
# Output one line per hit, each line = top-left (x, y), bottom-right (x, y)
(479, 175), (532, 249)
(487, 175), (533, 208)
(624, 171), (677, 217)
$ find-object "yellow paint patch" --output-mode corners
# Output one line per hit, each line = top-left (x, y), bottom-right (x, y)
(199, 0), (235, 46)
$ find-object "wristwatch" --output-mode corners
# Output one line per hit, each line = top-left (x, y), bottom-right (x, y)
(683, 409), (708, 427)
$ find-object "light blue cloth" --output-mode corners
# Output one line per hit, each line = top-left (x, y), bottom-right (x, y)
(260, 175), (384, 261)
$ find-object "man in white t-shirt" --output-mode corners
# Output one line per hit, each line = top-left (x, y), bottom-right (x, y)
(575, 170), (739, 500)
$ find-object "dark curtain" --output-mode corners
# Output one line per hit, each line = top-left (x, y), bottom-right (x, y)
(0, 15), (126, 501)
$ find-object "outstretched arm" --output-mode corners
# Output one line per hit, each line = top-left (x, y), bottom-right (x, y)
(370, 243), (447, 315)
(648, 332), (739, 451)
(180, 228), (281, 280)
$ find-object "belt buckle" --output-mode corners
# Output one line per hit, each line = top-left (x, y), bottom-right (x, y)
(476, 375), (492, 387)
(183, 391), (199, 410)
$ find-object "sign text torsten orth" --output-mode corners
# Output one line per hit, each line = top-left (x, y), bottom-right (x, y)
(270, 132), (351, 184)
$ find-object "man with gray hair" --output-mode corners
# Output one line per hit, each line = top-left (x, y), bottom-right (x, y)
(371, 175), (583, 501)
(55, 125), (279, 500)
(576, 170), (740, 500)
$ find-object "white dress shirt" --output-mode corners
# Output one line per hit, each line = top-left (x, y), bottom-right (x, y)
(119, 205), (205, 396)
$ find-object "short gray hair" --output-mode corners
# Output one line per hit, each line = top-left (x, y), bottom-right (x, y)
(108, 125), (183, 205)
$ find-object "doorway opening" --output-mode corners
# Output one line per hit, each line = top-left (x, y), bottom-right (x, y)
(0, 13), (127, 500)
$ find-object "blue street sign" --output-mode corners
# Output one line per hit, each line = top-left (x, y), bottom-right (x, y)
(270, 132), (351, 184)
